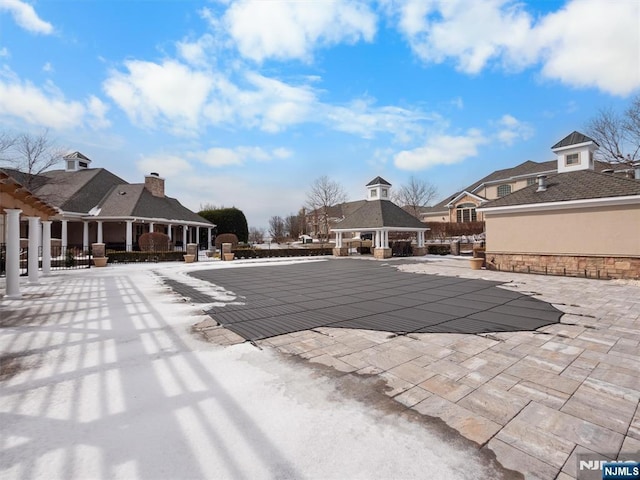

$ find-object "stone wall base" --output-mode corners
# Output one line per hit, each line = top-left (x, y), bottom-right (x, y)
(486, 252), (640, 280)
(412, 246), (427, 256)
(333, 247), (349, 257)
(373, 248), (392, 259)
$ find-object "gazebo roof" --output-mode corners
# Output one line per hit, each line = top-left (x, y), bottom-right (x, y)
(333, 200), (426, 230)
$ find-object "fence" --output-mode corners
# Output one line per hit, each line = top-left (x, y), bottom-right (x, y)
(0, 244), (91, 277)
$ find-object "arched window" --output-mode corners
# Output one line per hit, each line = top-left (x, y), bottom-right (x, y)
(497, 184), (512, 197)
(456, 203), (477, 223)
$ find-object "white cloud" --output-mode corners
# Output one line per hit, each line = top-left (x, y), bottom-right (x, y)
(394, 129), (487, 170)
(385, 0), (640, 95)
(0, 68), (85, 129)
(494, 114), (533, 145)
(137, 154), (193, 178)
(0, 47), (9, 57)
(42, 61), (53, 73)
(86, 95), (111, 129)
(103, 59), (214, 133)
(192, 145), (292, 167)
(0, 0), (53, 34)
(221, 0), (377, 62)
(176, 34), (216, 67)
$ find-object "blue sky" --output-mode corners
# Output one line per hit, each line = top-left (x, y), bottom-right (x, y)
(1, 0), (638, 229)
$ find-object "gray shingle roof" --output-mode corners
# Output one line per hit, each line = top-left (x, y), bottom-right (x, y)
(481, 170), (640, 208)
(366, 176), (392, 186)
(334, 200), (426, 229)
(552, 131), (598, 149)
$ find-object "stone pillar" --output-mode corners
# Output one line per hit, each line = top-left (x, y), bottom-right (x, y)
(126, 220), (133, 252)
(28, 216), (40, 284)
(5, 209), (22, 298)
(97, 221), (103, 243)
(451, 240), (460, 256)
(83, 221), (89, 252)
(42, 220), (52, 275)
(61, 219), (68, 250)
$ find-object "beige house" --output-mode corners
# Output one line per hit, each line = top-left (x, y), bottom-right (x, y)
(421, 133), (633, 224)
(477, 132), (640, 279)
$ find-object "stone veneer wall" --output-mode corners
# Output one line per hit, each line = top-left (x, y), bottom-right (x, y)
(486, 252), (640, 280)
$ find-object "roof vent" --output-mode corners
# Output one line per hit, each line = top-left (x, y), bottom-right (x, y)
(536, 175), (547, 192)
(602, 169), (614, 174)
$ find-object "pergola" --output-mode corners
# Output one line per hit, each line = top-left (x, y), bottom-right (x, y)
(1, 171), (58, 298)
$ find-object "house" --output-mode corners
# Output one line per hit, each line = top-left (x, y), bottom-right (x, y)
(331, 177), (429, 259)
(421, 135), (633, 224)
(1, 152), (214, 253)
(477, 132), (640, 279)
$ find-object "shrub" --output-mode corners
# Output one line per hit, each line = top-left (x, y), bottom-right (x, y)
(215, 233), (239, 250)
(425, 221), (485, 239)
(199, 207), (249, 243)
(138, 232), (171, 251)
(427, 244), (451, 255)
(106, 250), (184, 263)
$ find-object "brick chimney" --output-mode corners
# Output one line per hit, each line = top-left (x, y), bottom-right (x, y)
(144, 172), (165, 198)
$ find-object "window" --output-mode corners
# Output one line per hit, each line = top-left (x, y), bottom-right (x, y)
(526, 177), (536, 186)
(497, 184), (512, 197)
(66, 160), (75, 170)
(79, 161), (88, 168)
(566, 153), (580, 165)
(382, 188), (388, 198)
(456, 203), (477, 223)
(370, 189), (377, 198)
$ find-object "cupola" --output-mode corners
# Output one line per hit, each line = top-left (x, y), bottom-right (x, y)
(366, 176), (392, 201)
(551, 131), (599, 173)
(64, 151), (92, 172)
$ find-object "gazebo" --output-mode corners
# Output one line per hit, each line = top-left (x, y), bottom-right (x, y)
(331, 177), (429, 259)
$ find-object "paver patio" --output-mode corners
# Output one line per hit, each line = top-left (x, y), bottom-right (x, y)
(182, 256), (640, 480)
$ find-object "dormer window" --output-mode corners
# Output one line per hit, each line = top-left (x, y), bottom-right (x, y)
(497, 184), (512, 197)
(67, 160), (75, 170)
(79, 161), (88, 168)
(382, 188), (388, 198)
(566, 153), (580, 166)
(370, 190), (377, 198)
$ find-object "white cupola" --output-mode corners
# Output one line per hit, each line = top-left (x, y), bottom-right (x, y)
(366, 176), (392, 201)
(64, 151), (92, 172)
(551, 131), (599, 173)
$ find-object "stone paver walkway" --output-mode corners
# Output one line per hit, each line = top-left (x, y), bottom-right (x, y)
(191, 256), (640, 480)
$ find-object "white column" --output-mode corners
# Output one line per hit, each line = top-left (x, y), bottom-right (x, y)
(61, 219), (68, 249)
(168, 224), (173, 241)
(28, 216), (40, 284)
(126, 220), (133, 252)
(97, 221), (103, 243)
(207, 227), (213, 251)
(42, 220), (52, 275)
(196, 226), (200, 247)
(374, 230), (380, 248)
(82, 221), (89, 252)
(149, 222), (154, 233)
(182, 225), (188, 249)
(5, 209), (22, 298)
(383, 230), (389, 249)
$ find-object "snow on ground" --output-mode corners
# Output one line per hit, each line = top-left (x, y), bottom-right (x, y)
(1, 261), (512, 480)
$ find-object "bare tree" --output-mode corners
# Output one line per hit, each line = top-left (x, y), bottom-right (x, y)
(586, 95), (640, 165)
(1, 129), (66, 189)
(305, 175), (347, 242)
(248, 226), (265, 244)
(393, 176), (438, 219)
(284, 213), (302, 240)
(268, 216), (286, 243)
(0, 131), (15, 157)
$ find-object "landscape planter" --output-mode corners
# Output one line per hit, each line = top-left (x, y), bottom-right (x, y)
(223, 253), (235, 261)
(183, 254), (195, 263)
(93, 257), (108, 267)
(470, 258), (484, 270)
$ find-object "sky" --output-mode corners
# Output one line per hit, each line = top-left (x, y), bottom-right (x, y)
(0, 0), (638, 229)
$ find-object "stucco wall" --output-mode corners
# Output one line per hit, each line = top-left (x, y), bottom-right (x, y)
(485, 204), (640, 256)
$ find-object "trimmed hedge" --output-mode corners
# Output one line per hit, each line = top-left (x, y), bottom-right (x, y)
(232, 247), (333, 259)
(106, 250), (185, 263)
(427, 244), (451, 255)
